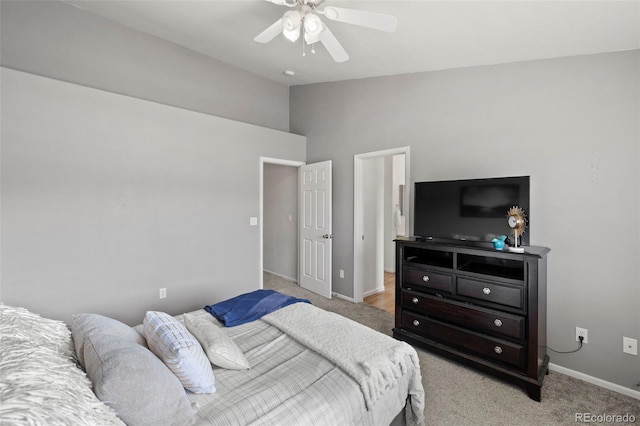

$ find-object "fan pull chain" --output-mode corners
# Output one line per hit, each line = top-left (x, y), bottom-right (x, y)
(301, 37), (316, 57)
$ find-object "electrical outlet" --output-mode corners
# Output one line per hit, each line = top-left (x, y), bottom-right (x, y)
(159, 288), (167, 299)
(623, 337), (638, 355)
(576, 327), (588, 344)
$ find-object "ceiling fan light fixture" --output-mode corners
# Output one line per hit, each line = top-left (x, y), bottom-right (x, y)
(282, 10), (301, 31)
(282, 10), (302, 42)
(303, 13), (323, 36)
(283, 27), (301, 42)
(304, 30), (321, 45)
(255, 0), (398, 63)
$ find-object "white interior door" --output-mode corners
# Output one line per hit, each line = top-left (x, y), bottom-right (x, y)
(299, 161), (332, 298)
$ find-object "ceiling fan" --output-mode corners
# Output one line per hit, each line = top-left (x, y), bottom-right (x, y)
(254, 0), (398, 63)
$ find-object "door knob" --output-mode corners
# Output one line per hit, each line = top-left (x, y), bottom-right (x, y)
(322, 234), (334, 239)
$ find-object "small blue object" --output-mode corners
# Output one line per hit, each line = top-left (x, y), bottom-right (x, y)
(492, 235), (507, 250)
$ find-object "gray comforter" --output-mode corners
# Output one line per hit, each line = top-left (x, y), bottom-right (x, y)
(184, 307), (424, 426)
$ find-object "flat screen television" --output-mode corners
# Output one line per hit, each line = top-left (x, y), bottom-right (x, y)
(414, 176), (530, 247)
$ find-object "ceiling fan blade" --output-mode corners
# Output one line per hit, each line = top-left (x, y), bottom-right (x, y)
(254, 19), (283, 43)
(318, 25), (349, 63)
(322, 6), (397, 32)
(304, 30), (321, 45)
(265, 0), (297, 6)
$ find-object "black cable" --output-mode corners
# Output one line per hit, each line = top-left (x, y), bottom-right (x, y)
(548, 336), (584, 354)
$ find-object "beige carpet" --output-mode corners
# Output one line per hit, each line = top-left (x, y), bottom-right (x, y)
(264, 273), (640, 426)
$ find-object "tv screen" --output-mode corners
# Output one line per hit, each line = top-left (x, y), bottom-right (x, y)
(414, 176), (530, 246)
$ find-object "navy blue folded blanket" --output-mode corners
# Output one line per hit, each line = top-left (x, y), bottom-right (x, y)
(204, 289), (311, 327)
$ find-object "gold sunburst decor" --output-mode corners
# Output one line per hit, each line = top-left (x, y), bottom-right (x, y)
(507, 206), (527, 253)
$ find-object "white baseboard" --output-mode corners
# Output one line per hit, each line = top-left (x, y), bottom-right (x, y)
(363, 287), (385, 298)
(384, 267), (395, 273)
(549, 363), (640, 400)
(263, 269), (297, 283)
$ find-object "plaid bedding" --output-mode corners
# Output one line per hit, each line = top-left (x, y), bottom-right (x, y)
(184, 309), (416, 426)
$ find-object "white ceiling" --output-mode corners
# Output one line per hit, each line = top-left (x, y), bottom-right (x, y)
(62, 0), (640, 86)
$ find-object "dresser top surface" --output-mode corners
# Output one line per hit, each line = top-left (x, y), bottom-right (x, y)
(395, 237), (550, 258)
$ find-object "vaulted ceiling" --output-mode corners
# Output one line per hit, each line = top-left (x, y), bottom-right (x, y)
(62, 0), (640, 86)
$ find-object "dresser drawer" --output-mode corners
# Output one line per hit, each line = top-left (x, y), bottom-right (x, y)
(403, 266), (453, 294)
(401, 311), (526, 369)
(401, 290), (525, 340)
(457, 277), (524, 310)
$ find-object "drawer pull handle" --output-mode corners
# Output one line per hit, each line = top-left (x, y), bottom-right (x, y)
(413, 320), (420, 327)
(482, 287), (491, 295)
(494, 346), (503, 354)
(412, 297), (419, 304)
(422, 275), (430, 283)
(494, 319), (503, 327)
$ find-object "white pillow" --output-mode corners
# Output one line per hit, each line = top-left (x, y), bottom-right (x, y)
(143, 311), (216, 394)
(184, 313), (250, 370)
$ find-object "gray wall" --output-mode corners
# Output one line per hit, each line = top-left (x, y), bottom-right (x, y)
(1, 68), (305, 325)
(263, 164), (298, 281)
(290, 50), (640, 390)
(0, 0), (301, 325)
(0, 0), (289, 132)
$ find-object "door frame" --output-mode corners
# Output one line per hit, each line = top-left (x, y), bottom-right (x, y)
(259, 157), (305, 289)
(353, 146), (410, 303)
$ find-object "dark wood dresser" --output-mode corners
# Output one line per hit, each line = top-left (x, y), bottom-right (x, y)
(393, 237), (550, 401)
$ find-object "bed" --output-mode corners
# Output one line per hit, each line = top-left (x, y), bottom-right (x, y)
(0, 290), (424, 426)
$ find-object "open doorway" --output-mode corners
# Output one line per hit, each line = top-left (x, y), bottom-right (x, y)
(353, 147), (410, 310)
(259, 157), (304, 289)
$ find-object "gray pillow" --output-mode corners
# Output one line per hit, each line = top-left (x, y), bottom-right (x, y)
(84, 332), (195, 426)
(70, 313), (146, 368)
